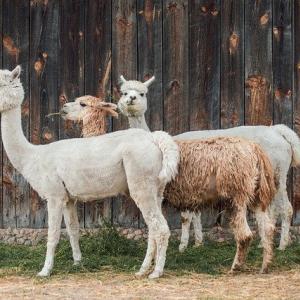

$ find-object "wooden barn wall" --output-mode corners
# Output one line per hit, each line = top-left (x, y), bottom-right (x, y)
(0, 0), (299, 228)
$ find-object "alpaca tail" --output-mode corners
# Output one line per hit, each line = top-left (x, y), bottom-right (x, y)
(151, 131), (180, 184)
(271, 124), (300, 167)
(254, 144), (277, 211)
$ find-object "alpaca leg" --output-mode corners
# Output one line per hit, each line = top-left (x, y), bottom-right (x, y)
(192, 211), (203, 247)
(63, 199), (82, 264)
(135, 236), (156, 277)
(179, 211), (193, 252)
(229, 203), (253, 272)
(131, 191), (170, 279)
(278, 189), (293, 250)
(38, 198), (63, 277)
(255, 207), (275, 273)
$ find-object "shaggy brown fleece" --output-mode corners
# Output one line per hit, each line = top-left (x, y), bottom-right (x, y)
(164, 137), (276, 212)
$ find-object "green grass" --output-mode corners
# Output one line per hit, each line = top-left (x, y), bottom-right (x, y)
(0, 226), (300, 277)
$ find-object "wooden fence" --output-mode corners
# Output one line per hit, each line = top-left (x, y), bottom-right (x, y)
(0, 0), (300, 229)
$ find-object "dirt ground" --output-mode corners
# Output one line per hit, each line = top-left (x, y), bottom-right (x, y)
(0, 269), (300, 300)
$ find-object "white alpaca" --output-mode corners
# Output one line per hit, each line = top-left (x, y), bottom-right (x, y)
(0, 66), (180, 279)
(117, 76), (300, 251)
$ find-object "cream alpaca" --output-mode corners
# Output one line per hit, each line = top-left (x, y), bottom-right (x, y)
(64, 82), (277, 273)
(117, 76), (300, 252)
(0, 66), (179, 279)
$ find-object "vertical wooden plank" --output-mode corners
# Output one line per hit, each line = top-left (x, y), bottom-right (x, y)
(293, 0), (300, 223)
(245, 0), (273, 126)
(189, 0), (220, 131)
(0, 0), (3, 228)
(137, 0), (163, 131)
(84, 0), (112, 228)
(273, 0), (294, 222)
(220, 0), (244, 128)
(163, 0), (189, 229)
(59, 0), (85, 227)
(273, 0), (293, 127)
(29, 0), (60, 228)
(2, 0), (30, 228)
(111, 0), (139, 227)
(137, 0), (163, 228)
(188, 0), (220, 228)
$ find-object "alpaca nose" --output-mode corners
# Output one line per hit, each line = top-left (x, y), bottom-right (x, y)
(127, 96), (136, 105)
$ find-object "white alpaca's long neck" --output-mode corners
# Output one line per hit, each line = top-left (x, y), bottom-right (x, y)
(1, 106), (34, 171)
(128, 114), (150, 132)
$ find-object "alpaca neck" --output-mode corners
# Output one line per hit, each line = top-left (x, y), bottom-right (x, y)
(82, 114), (106, 137)
(128, 114), (150, 132)
(1, 106), (34, 171)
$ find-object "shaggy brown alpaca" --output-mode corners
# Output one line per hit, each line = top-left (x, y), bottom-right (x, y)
(62, 95), (118, 137)
(164, 137), (276, 273)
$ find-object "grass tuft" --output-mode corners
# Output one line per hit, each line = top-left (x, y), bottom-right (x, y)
(0, 225), (300, 277)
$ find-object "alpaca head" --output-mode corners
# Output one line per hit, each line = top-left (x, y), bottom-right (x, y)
(117, 75), (155, 117)
(0, 65), (24, 112)
(60, 95), (118, 137)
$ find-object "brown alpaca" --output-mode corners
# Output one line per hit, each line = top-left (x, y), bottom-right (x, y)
(61, 95), (118, 137)
(164, 137), (276, 273)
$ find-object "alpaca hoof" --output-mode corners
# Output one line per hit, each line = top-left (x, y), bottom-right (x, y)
(37, 269), (50, 277)
(260, 267), (269, 274)
(179, 244), (187, 253)
(194, 241), (203, 248)
(73, 260), (81, 266)
(135, 270), (147, 277)
(148, 270), (162, 279)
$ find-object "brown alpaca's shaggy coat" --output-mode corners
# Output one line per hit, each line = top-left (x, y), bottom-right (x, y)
(164, 137), (276, 212)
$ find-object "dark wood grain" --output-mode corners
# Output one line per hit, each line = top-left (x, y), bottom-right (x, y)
(137, 0), (163, 227)
(84, 0), (112, 228)
(29, 0), (60, 228)
(245, 0), (273, 126)
(189, 0), (220, 131)
(2, 0), (30, 228)
(220, 0), (244, 128)
(163, 0), (189, 229)
(293, 0), (300, 224)
(273, 0), (293, 127)
(111, 0), (140, 227)
(0, 0), (3, 228)
(59, 0), (85, 227)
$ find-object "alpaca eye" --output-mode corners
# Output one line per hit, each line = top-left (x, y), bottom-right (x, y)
(80, 103), (87, 107)
(140, 93), (144, 97)
(124, 92), (128, 96)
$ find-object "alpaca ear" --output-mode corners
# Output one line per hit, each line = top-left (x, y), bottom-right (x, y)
(120, 75), (127, 84)
(10, 65), (21, 80)
(144, 76), (155, 87)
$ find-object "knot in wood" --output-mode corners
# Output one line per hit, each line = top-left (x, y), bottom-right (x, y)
(169, 80), (180, 91)
(167, 2), (177, 12)
(260, 12), (269, 26)
(245, 75), (267, 89)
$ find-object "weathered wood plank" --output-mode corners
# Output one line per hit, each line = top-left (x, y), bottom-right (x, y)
(273, 0), (293, 127)
(112, 0), (139, 228)
(137, 0), (163, 228)
(29, 0), (60, 228)
(293, 0), (300, 223)
(188, 0), (221, 228)
(163, 0), (189, 229)
(137, 0), (163, 131)
(189, 0), (220, 131)
(59, 0), (85, 227)
(0, 0), (3, 228)
(84, 0), (112, 228)
(245, 0), (273, 126)
(2, 0), (30, 228)
(220, 0), (244, 128)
